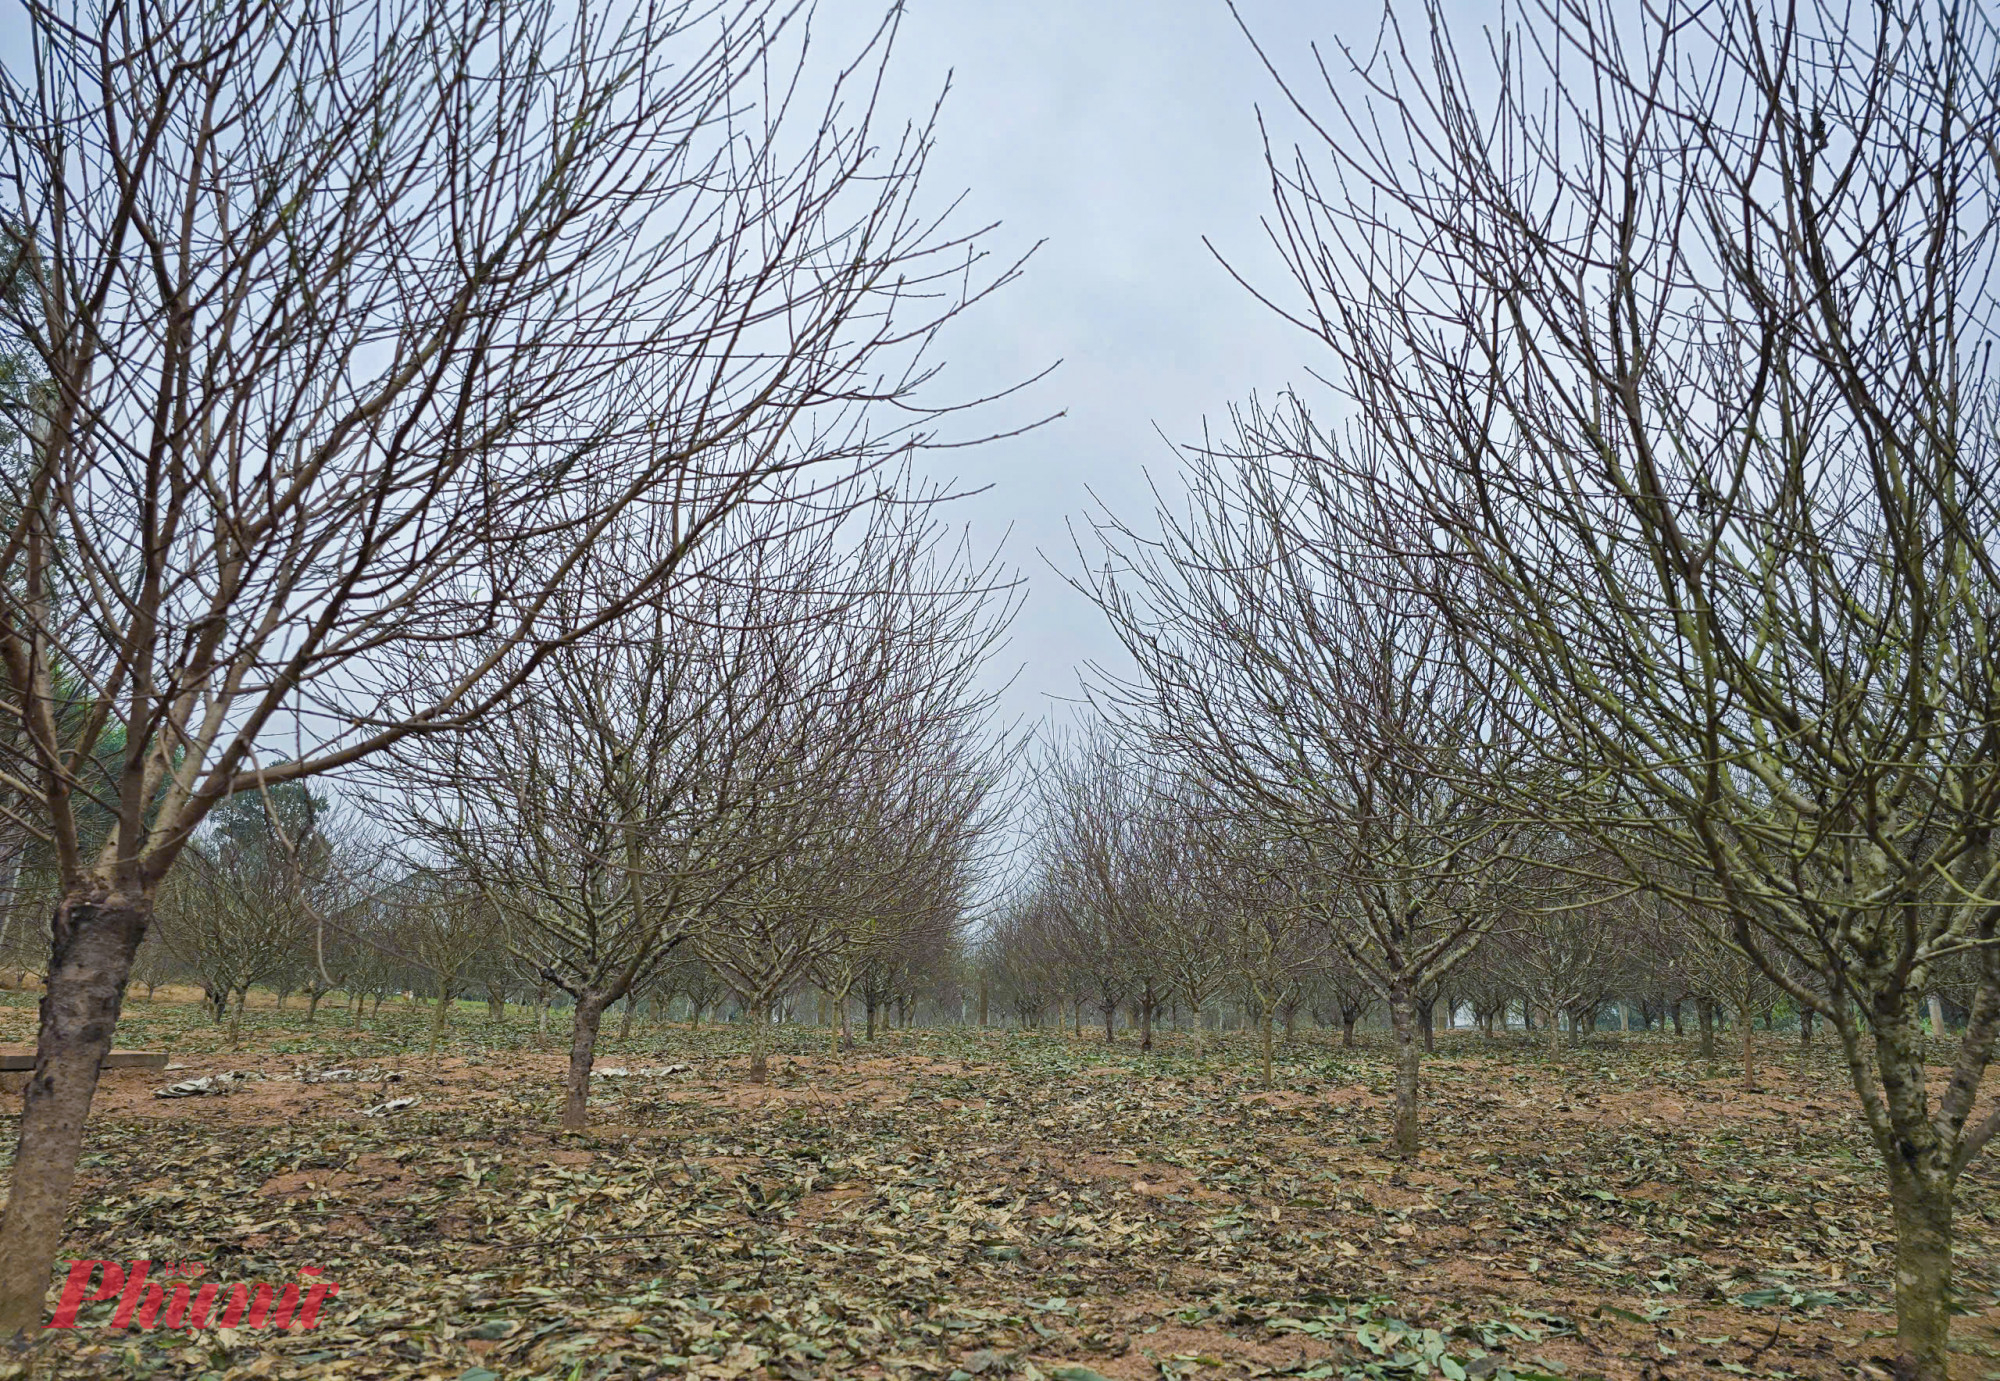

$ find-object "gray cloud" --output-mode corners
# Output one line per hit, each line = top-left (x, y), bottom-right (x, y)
(835, 0), (1441, 732)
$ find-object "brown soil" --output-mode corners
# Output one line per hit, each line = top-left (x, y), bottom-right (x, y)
(6, 1000), (2000, 1379)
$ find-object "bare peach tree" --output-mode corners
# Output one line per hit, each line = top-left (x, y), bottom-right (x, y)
(1230, 0), (1999, 1369)
(1028, 727), (1157, 1045)
(1139, 778), (1233, 1054)
(812, 730), (1001, 1057)
(692, 517), (1012, 1083)
(392, 493), (1009, 1120)
(1214, 828), (1317, 1090)
(0, 0), (1019, 1327)
(381, 529), (810, 1127)
(1084, 431), (1528, 1155)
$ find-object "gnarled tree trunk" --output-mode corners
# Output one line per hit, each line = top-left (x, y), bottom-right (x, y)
(1386, 986), (1421, 1158)
(562, 993), (612, 1131)
(747, 1002), (775, 1083)
(1740, 1006), (1757, 1092)
(0, 890), (151, 1333)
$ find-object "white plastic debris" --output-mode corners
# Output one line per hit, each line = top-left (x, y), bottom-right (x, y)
(154, 1071), (256, 1098)
(361, 1095), (421, 1117)
(291, 1067), (406, 1085)
(590, 1063), (690, 1078)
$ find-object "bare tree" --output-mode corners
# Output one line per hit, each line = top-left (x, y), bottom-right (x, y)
(981, 895), (1069, 1031)
(840, 883), (970, 1047)
(1030, 728), (1152, 1045)
(1305, 946), (1378, 1049)
(1085, 428), (1527, 1155)
(0, 0), (1022, 1322)
(694, 516), (1011, 1082)
(1492, 850), (1633, 1056)
(152, 784), (351, 1045)
(1230, 0), (2000, 1368)
(815, 756), (996, 1058)
(387, 498), (903, 1126)
(1219, 830), (1317, 1089)
(391, 874), (508, 1052)
(661, 951), (730, 1028)
(1662, 898), (1782, 1090)
(1144, 783), (1233, 1054)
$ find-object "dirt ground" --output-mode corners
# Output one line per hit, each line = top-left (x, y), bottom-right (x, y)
(2, 994), (1999, 1380)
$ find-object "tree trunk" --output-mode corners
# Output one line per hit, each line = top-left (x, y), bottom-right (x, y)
(1418, 996), (1435, 1053)
(1670, 1001), (1684, 1037)
(1741, 1006), (1757, 1091)
(865, 1000), (877, 1041)
(1341, 1011), (1357, 1048)
(1102, 1001), (1115, 1044)
(828, 982), (853, 1056)
(1386, 987), (1421, 1158)
(1886, 1170), (1954, 1381)
(1800, 1007), (1814, 1053)
(306, 989), (323, 1025)
(1697, 999), (1716, 1067)
(747, 1002), (773, 1083)
(0, 890), (151, 1334)
(486, 983), (506, 1022)
(430, 985), (453, 1052)
(1259, 999), (1276, 1089)
(618, 995), (636, 1043)
(1929, 994), (1948, 1044)
(561, 994), (610, 1131)
(229, 987), (247, 1049)
(1140, 984), (1154, 1053)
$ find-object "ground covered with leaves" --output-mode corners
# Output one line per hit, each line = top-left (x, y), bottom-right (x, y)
(4, 992), (2000, 1380)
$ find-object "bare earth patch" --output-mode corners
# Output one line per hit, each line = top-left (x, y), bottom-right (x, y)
(1, 997), (1998, 1378)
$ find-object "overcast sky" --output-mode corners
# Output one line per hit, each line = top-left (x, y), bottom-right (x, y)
(812, 0), (1463, 737)
(0, 0), (1472, 744)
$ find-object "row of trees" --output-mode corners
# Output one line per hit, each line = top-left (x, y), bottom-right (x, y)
(83, 797), (972, 1055)
(991, 730), (1986, 1075)
(0, 482), (1011, 1128)
(1038, 3), (2000, 1376)
(0, 0), (1027, 1334)
(0, 0), (1994, 1376)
